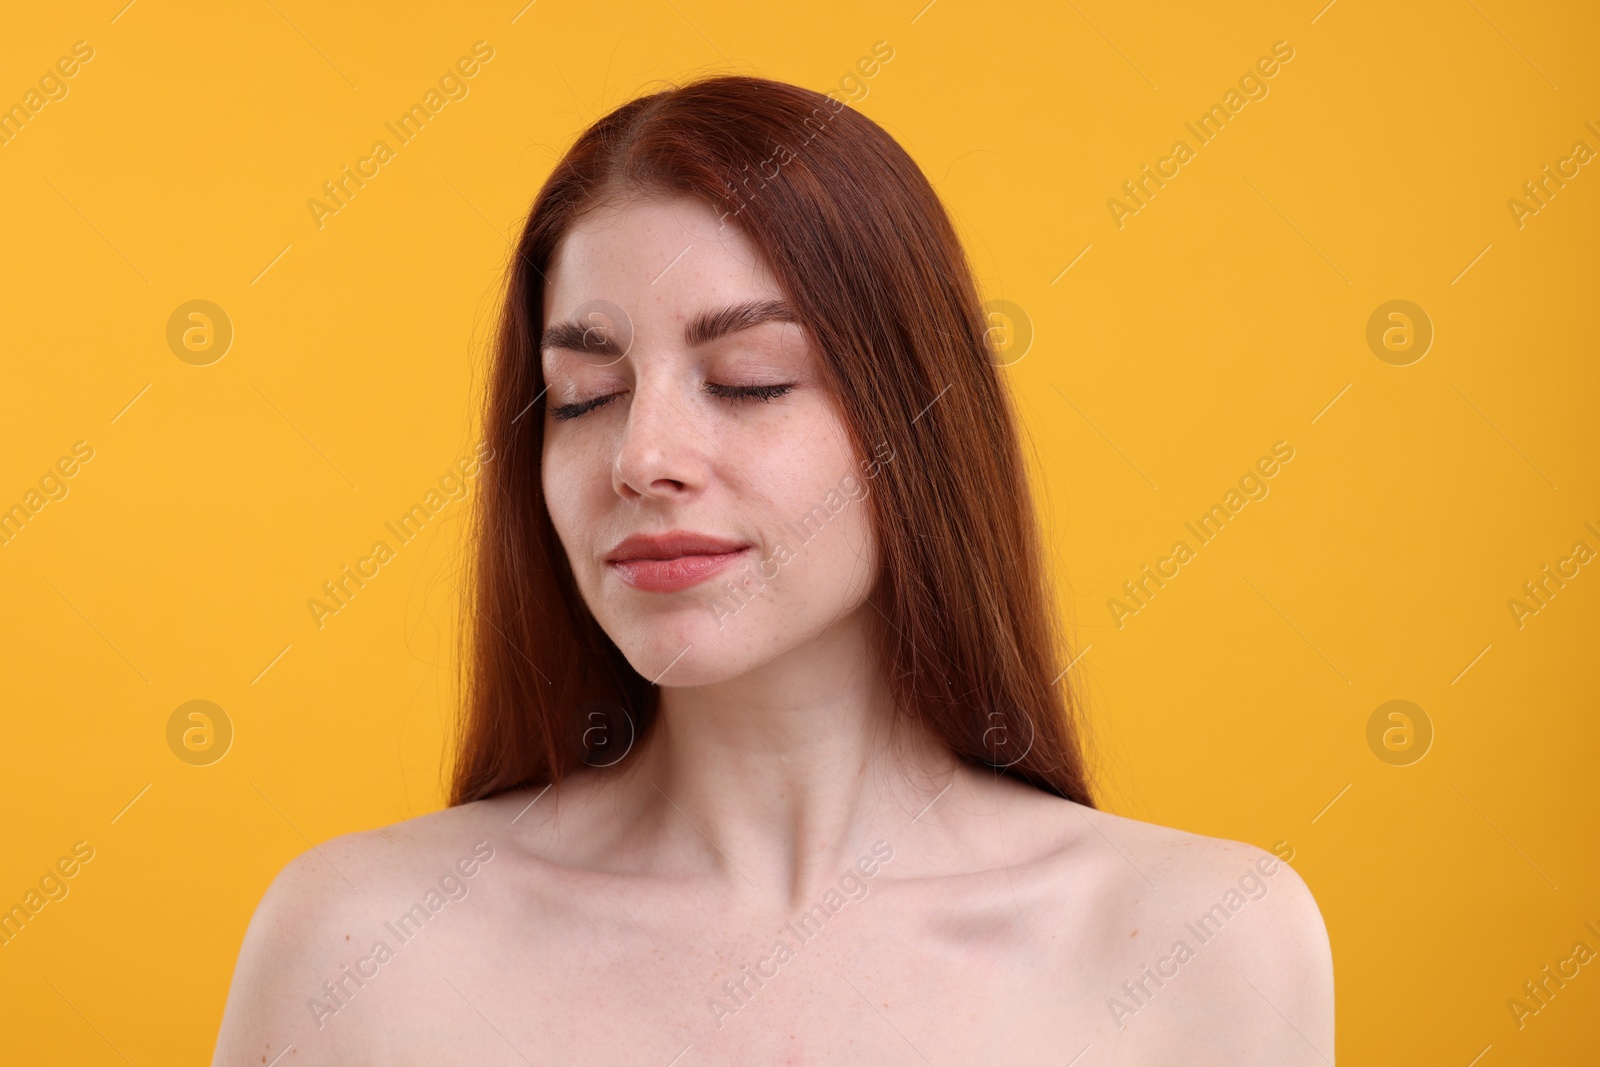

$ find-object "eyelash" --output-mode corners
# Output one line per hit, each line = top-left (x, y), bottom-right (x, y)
(548, 383), (794, 421)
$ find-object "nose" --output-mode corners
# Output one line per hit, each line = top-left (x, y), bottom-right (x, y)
(612, 378), (707, 500)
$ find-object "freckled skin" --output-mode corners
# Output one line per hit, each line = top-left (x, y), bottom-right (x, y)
(539, 194), (877, 689)
(211, 197), (1333, 1067)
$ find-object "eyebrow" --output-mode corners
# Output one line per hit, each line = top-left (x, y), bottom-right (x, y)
(539, 298), (797, 357)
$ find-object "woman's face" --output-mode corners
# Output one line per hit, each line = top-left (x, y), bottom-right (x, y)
(540, 194), (880, 687)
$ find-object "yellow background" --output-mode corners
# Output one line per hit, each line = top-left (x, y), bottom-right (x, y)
(2, 0), (1595, 1062)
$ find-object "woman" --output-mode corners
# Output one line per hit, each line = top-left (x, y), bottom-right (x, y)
(214, 75), (1333, 1064)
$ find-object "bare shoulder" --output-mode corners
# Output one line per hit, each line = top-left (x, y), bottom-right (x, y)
(1063, 802), (1310, 897)
(210, 799), (507, 1065)
(1040, 799), (1335, 1062)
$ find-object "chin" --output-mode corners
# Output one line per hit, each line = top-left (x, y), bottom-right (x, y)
(588, 557), (875, 687)
(601, 598), (765, 687)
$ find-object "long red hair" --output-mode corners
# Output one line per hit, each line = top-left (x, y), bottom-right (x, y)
(450, 74), (1095, 808)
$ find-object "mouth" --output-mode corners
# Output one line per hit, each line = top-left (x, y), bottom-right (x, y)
(604, 531), (752, 593)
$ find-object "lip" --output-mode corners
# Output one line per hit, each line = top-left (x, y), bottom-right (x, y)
(605, 530), (752, 593)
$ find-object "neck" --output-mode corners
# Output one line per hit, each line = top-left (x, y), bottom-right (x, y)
(601, 611), (962, 911)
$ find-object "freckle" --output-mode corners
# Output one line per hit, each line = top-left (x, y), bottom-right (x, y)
(1130, 929), (1139, 938)
(345, 934), (351, 940)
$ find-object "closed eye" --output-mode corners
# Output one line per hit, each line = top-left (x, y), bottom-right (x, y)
(705, 382), (793, 403)
(549, 392), (622, 421)
(547, 382), (795, 422)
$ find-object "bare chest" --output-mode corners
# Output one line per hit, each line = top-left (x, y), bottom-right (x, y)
(311, 881), (1139, 1066)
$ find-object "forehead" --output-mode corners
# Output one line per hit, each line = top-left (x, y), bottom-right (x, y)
(542, 195), (782, 327)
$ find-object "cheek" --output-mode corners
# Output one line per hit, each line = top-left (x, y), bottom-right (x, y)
(541, 439), (599, 561)
(763, 420), (877, 588)
(757, 487), (876, 638)
(832, 492), (879, 585)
